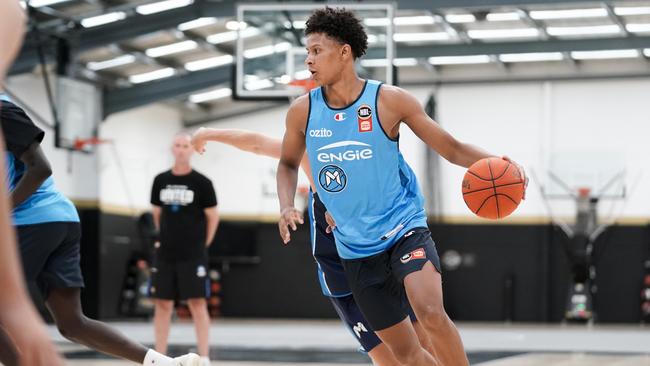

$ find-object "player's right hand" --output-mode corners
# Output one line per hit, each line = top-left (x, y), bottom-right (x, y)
(324, 211), (336, 233)
(191, 127), (209, 154)
(279, 206), (303, 244)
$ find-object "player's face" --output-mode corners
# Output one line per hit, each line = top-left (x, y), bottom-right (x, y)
(172, 135), (193, 164)
(305, 33), (346, 84)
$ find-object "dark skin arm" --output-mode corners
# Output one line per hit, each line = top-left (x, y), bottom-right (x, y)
(10, 141), (52, 208)
(276, 94), (310, 244)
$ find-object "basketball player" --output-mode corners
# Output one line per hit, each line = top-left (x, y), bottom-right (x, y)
(150, 133), (219, 366)
(0, 99), (202, 366)
(277, 7), (527, 366)
(191, 127), (436, 366)
(0, 2), (65, 364)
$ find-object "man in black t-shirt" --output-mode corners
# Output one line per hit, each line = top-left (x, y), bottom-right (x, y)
(150, 133), (219, 366)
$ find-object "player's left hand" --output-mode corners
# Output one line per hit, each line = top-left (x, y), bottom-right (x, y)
(324, 211), (336, 233)
(191, 127), (209, 154)
(502, 156), (528, 200)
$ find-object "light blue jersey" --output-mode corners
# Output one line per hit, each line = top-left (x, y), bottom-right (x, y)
(5, 152), (79, 225)
(304, 80), (427, 260)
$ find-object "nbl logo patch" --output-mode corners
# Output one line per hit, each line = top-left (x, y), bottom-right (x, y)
(400, 247), (426, 264)
(357, 104), (372, 132)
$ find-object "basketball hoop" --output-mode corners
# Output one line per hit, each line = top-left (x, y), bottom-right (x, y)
(73, 137), (111, 151)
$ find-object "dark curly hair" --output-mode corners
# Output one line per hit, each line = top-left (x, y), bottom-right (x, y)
(305, 7), (368, 59)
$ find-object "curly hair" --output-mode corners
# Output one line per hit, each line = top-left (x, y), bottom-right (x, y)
(305, 7), (368, 59)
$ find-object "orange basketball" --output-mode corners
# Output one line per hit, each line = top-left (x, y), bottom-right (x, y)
(462, 157), (525, 219)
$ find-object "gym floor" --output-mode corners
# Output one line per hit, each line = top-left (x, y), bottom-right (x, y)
(51, 319), (650, 365)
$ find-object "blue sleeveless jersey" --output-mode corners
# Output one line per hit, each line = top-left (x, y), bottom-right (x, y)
(305, 80), (427, 259)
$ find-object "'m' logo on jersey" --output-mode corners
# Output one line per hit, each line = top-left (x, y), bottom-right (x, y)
(357, 104), (372, 132)
(318, 165), (347, 193)
(334, 112), (346, 121)
(309, 128), (333, 138)
(400, 247), (426, 264)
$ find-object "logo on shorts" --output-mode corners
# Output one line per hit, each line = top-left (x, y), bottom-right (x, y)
(197, 265), (206, 278)
(352, 322), (368, 338)
(318, 165), (347, 193)
(400, 247), (426, 264)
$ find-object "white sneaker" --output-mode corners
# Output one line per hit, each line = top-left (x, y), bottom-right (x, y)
(172, 353), (201, 366)
(200, 356), (211, 366)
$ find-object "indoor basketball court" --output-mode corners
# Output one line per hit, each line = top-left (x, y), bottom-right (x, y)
(1, 0), (650, 365)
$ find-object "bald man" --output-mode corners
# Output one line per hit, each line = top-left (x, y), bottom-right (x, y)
(150, 134), (219, 366)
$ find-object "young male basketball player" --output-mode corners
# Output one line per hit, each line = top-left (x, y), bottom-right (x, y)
(0, 99), (202, 366)
(192, 127), (437, 365)
(277, 7), (527, 366)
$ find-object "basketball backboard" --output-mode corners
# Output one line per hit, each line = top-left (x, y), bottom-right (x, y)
(235, 3), (395, 100)
(55, 76), (102, 152)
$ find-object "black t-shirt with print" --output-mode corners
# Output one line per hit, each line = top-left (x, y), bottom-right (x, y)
(151, 170), (217, 261)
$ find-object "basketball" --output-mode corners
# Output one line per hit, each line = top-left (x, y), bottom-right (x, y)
(462, 157), (525, 219)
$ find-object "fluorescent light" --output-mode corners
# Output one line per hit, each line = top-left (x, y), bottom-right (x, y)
(393, 32), (449, 42)
(445, 14), (475, 23)
(428, 55), (491, 65)
(468, 28), (539, 39)
(499, 52), (564, 63)
(245, 79), (274, 91)
(243, 42), (291, 59)
(129, 68), (176, 84)
(645, 49), (650, 58)
(226, 21), (247, 31)
(571, 49), (639, 60)
(136, 0), (193, 15)
(178, 17), (217, 31)
(184, 55), (233, 71)
(547, 25), (620, 36)
(81, 12), (126, 28)
(614, 6), (650, 16)
(206, 27), (260, 44)
(28, 0), (72, 7)
(294, 70), (312, 80)
(530, 8), (607, 20)
(394, 16), (435, 25)
(145, 40), (197, 58)
(283, 20), (306, 29)
(87, 55), (136, 71)
(189, 88), (232, 103)
(364, 18), (390, 27)
(487, 12), (520, 22)
(627, 23), (650, 33)
(361, 58), (418, 67)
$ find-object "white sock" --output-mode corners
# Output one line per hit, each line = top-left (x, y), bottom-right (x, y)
(143, 349), (172, 365)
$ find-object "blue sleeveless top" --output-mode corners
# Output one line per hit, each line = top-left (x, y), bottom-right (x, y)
(304, 80), (427, 259)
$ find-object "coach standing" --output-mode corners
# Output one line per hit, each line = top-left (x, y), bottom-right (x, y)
(150, 133), (219, 366)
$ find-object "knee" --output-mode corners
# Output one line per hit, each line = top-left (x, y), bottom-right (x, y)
(419, 305), (448, 331)
(155, 300), (174, 314)
(56, 315), (87, 342)
(389, 343), (423, 365)
(187, 299), (207, 313)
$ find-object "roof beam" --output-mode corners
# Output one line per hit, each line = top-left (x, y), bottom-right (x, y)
(103, 64), (230, 116)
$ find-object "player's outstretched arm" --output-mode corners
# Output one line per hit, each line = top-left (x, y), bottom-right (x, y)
(381, 86), (493, 169)
(277, 95), (309, 244)
(191, 127), (283, 158)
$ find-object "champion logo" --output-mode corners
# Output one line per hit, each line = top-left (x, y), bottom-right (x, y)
(334, 112), (346, 121)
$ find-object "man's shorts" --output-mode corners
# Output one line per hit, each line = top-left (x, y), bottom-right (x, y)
(341, 227), (441, 331)
(150, 257), (210, 300)
(16, 222), (85, 298)
(330, 292), (417, 352)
